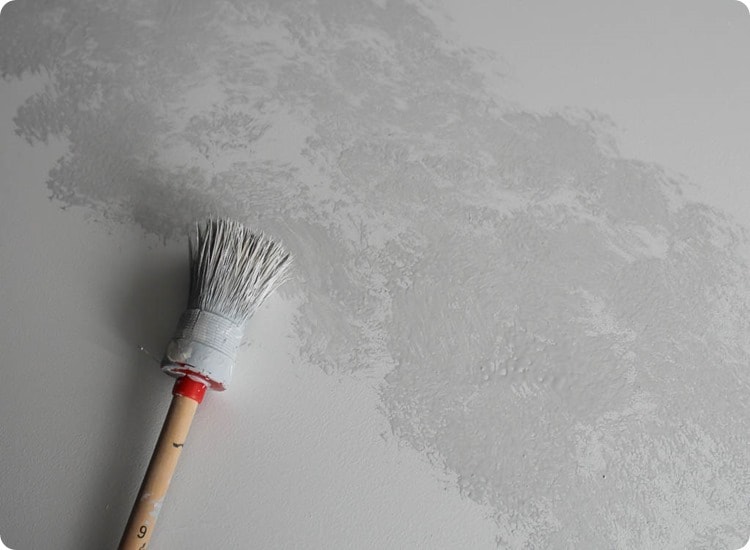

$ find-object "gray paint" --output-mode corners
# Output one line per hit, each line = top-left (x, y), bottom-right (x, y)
(2, 0), (750, 548)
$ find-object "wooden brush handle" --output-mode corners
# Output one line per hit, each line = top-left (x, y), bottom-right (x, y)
(119, 379), (205, 550)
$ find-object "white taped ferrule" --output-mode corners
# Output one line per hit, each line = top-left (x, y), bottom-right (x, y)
(161, 309), (244, 391)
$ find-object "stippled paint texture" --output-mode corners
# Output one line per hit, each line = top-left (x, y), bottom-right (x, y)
(2, 0), (750, 548)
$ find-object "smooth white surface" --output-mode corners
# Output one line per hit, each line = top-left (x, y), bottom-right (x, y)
(437, 0), (750, 221)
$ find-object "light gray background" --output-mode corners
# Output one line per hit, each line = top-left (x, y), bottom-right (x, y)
(2, 1), (750, 548)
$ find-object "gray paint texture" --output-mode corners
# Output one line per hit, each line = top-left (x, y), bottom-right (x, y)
(2, 0), (750, 548)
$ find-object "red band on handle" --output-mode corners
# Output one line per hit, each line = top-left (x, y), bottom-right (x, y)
(173, 376), (207, 404)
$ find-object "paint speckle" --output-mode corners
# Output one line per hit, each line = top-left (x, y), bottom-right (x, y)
(3, 0), (750, 547)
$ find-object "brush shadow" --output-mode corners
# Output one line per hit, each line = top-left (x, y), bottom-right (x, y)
(75, 247), (188, 550)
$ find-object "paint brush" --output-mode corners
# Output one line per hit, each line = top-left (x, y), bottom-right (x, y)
(118, 218), (291, 550)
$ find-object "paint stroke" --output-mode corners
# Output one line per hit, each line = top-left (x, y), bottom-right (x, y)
(3, 0), (750, 547)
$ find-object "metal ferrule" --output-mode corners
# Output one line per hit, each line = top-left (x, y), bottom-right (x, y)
(161, 309), (244, 391)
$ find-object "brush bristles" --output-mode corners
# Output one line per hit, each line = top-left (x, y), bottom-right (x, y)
(187, 218), (291, 324)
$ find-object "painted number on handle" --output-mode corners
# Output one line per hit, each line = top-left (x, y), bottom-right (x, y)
(137, 525), (148, 538)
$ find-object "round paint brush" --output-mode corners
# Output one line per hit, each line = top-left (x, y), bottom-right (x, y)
(118, 218), (291, 550)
